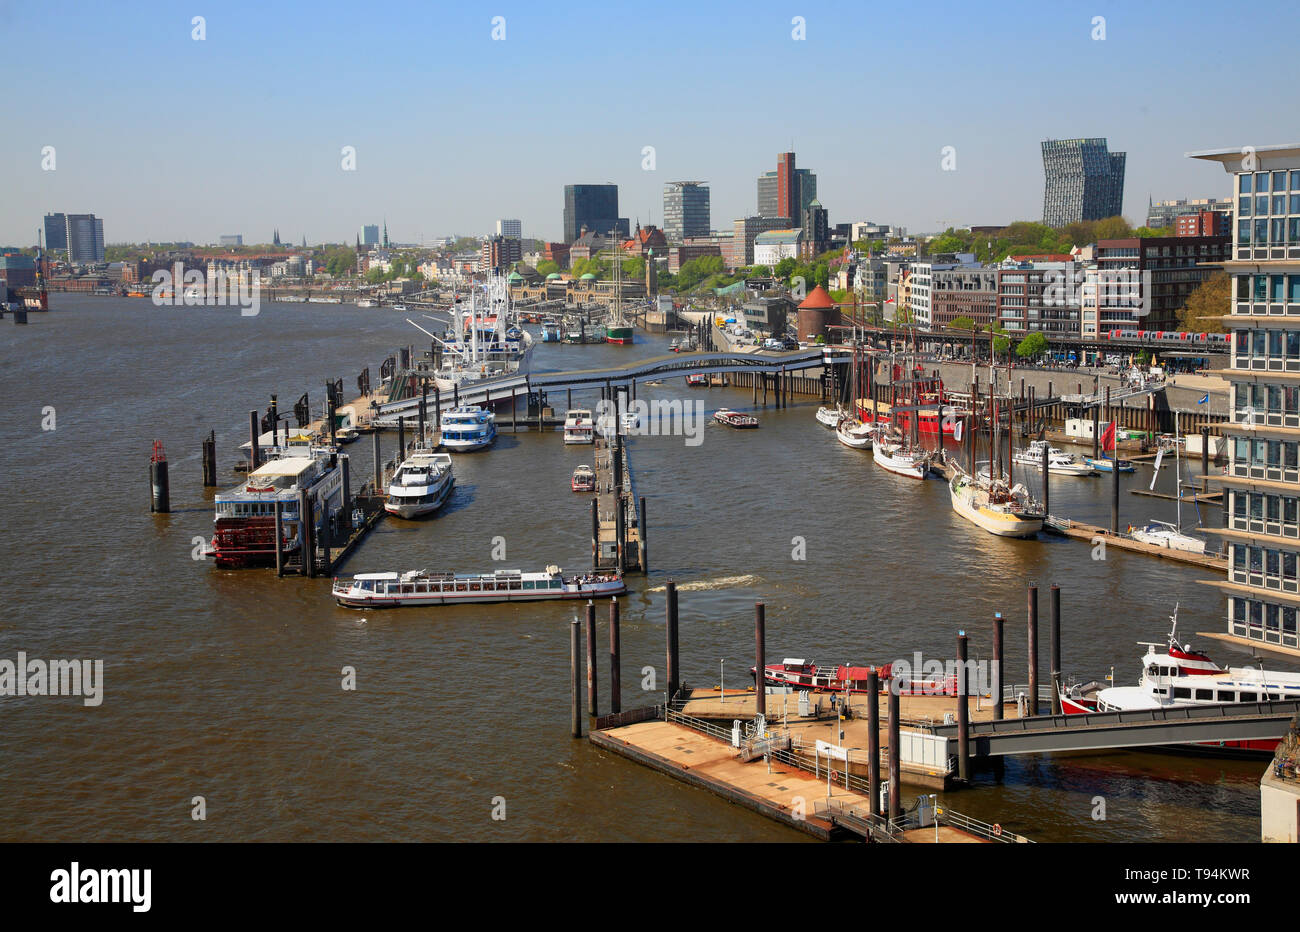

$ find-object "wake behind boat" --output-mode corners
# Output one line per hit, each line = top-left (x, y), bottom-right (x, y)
(332, 566), (626, 607)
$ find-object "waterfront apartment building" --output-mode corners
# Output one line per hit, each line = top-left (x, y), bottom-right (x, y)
(732, 216), (790, 267)
(662, 182), (710, 243)
(43, 212), (66, 251)
(362, 224), (379, 246)
(1191, 144), (1300, 657)
(496, 219), (522, 239)
(996, 261), (1083, 336)
(800, 200), (829, 259)
(1146, 197), (1233, 231)
(1093, 234), (1229, 332)
(1041, 138), (1126, 227)
(908, 258), (982, 330)
(480, 235), (522, 273)
(930, 268), (998, 330)
(563, 185), (628, 243)
(757, 152), (816, 220)
(64, 213), (105, 264)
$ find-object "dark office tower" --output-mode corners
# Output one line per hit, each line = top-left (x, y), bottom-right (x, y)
(1041, 138), (1127, 227)
(563, 184), (628, 243)
(662, 182), (711, 243)
(43, 213), (67, 251)
(757, 153), (816, 220)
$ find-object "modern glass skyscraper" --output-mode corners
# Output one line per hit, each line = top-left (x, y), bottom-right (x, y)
(362, 224), (379, 246)
(64, 214), (104, 264)
(43, 213), (67, 251)
(1041, 138), (1126, 227)
(662, 182), (710, 243)
(563, 185), (628, 243)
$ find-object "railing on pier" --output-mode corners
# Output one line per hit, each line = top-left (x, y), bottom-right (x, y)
(593, 705), (664, 731)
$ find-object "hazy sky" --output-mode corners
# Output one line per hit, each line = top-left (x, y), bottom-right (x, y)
(1, 0), (1293, 247)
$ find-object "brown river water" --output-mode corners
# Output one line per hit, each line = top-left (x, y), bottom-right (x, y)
(0, 296), (1281, 842)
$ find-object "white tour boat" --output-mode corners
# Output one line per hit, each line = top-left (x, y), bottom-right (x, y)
(1012, 439), (1096, 476)
(815, 405), (845, 428)
(564, 409), (596, 444)
(1059, 607), (1300, 755)
(713, 408), (759, 429)
(384, 446), (454, 518)
(440, 406), (496, 452)
(949, 469), (1043, 538)
(332, 566), (627, 607)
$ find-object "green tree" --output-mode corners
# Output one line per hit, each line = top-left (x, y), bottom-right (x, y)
(324, 247), (356, 278)
(536, 260), (560, 276)
(948, 315), (975, 331)
(1016, 331), (1049, 359)
(1175, 272), (1230, 333)
(773, 256), (797, 280)
(750, 264), (771, 277)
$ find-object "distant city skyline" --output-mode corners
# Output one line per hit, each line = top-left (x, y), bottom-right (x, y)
(0, 1), (1284, 246)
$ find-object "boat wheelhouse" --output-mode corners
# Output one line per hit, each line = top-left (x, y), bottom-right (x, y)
(564, 409), (596, 444)
(713, 408), (759, 429)
(441, 406), (496, 452)
(207, 447), (345, 568)
(332, 566), (627, 607)
(384, 448), (454, 518)
(571, 465), (596, 492)
(1013, 440), (1096, 476)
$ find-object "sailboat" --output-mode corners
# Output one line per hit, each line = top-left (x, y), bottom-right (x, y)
(949, 374), (1042, 537)
(1130, 415), (1206, 553)
(605, 243), (634, 344)
(410, 273), (535, 395)
(871, 348), (933, 478)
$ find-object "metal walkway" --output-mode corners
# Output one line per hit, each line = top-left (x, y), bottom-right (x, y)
(928, 700), (1300, 755)
(374, 346), (851, 419)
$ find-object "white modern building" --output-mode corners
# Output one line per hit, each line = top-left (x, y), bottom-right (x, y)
(496, 219), (522, 239)
(752, 229), (803, 267)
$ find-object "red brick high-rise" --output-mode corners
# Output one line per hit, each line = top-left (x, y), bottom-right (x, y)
(777, 152), (797, 221)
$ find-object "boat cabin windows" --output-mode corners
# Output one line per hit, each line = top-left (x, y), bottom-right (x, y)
(1194, 688), (1213, 701)
(1241, 691), (1257, 702)
(1217, 690), (1236, 702)
(1172, 687), (1191, 699)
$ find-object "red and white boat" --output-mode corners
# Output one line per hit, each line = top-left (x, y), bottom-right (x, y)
(1059, 607), (1300, 756)
(686, 373), (708, 387)
(713, 408), (759, 429)
(751, 659), (956, 696)
(571, 465), (596, 492)
(855, 366), (965, 436)
(333, 566), (626, 607)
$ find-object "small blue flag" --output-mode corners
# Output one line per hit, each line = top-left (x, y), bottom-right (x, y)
(1198, 393), (1209, 405)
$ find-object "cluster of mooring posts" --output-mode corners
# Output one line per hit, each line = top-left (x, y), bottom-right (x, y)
(574, 582), (1060, 842)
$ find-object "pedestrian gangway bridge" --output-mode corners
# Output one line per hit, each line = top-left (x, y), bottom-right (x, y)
(927, 699), (1300, 756)
(373, 346), (853, 421)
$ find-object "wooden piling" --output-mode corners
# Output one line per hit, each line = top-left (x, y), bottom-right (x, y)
(755, 602), (766, 718)
(887, 684), (901, 821)
(201, 431), (217, 487)
(1027, 585), (1039, 716)
(570, 618), (582, 738)
(1110, 389), (1120, 534)
(586, 600), (598, 718)
(397, 417), (406, 460)
(992, 612), (1004, 721)
(149, 452), (170, 513)
(956, 631), (970, 783)
(273, 498), (284, 577)
(639, 495), (647, 572)
(1041, 424), (1050, 518)
(867, 668), (881, 818)
(610, 598), (621, 714)
(433, 387), (441, 433)
(371, 429), (382, 491)
(249, 410), (261, 470)
(666, 580), (679, 703)
(1050, 583), (1062, 715)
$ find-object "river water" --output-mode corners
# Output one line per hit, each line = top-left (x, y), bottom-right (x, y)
(0, 296), (1280, 842)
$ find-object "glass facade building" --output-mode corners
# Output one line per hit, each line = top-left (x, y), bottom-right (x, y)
(662, 182), (710, 243)
(1041, 138), (1126, 228)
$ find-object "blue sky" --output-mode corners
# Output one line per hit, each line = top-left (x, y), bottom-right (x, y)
(0, 0), (1292, 246)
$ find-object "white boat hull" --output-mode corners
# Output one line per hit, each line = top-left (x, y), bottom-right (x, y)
(949, 476), (1042, 538)
(334, 577), (626, 608)
(872, 438), (928, 478)
(385, 477), (455, 519)
(1130, 529), (1206, 553)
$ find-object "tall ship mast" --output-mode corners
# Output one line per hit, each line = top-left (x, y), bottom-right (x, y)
(605, 233), (634, 345)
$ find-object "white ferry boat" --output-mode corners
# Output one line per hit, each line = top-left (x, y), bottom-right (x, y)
(1060, 608), (1300, 755)
(1013, 440), (1096, 476)
(384, 447), (454, 518)
(332, 566), (626, 607)
(564, 409), (596, 444)
(440, 406), (496, 452)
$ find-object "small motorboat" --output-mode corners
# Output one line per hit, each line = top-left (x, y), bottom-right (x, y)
(1014, 440), (1094, 476)
(713, 408), (759, 429)
(1085, 455), (1136, 473)
(335, 427), (361, 444)
(815, 405), (844, 428)
(686, 374), (708, 387)
(571, 465), (596, 492)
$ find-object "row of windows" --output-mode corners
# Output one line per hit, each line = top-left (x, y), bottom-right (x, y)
(1231, 542), (1300, 583)
(1237, 218), (1300, 245)
(1240, 171), (1300, 195)
(1233, 328), (1300, 360)
(1238, 194), (1300, 217)
(217, 501), (298, 518)
(1236, 275), (1300, 303)
(1232, 382), (1300, 421)
(1230, 597), (1300, 647)
(1232, 436), (1300, 469)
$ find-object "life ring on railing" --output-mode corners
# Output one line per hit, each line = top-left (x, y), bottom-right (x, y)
(992, 823), (1003, 837)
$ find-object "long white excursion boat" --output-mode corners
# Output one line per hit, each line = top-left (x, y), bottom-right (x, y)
(1012, 440), (1096, 476)
(440, 405), (496, 451)
(872, 435), (930, 478)
(332, 566), (627, 607)
(384, 446), (454, 518)
(836, 418), (875, 450)
(1059, 608), (1300, 756)
(564, 409), (596, 444)
(949, 469), (1043, 538)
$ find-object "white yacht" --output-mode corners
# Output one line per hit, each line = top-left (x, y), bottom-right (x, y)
(1130, 417), (1205, 553)
(440, 406), (496, 452)
(564, 409), (596, 444)
(1013, 439), (1096, 476)
(384, 446), (454, 519)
